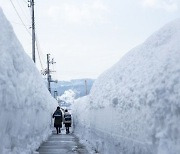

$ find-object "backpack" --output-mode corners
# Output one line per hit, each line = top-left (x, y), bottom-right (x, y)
(64, 114), (71, 121)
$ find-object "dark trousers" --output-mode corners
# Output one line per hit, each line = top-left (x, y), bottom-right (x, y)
(56, 127), (61, 134)
(66, 127), (69, 134)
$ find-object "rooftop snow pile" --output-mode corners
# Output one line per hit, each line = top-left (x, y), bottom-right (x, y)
(73, 19), (180, 154)
(0, 8), (57, 154)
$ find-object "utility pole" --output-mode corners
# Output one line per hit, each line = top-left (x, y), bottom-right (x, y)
(28, 0), (36, 63)
(85, 80), (88, 95)
(47, 54), (51, 92)
(54, 90), (58, 100)
(46, 54), (57, 94)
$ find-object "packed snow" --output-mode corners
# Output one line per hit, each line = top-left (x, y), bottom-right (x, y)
(58, 90), (76, 109)
(0, 8), (57, 154)
(73, 19), (180, 154)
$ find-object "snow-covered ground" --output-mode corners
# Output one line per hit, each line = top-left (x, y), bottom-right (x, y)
(0, 8), (57, 154)
(73, 19), (180, 154)
(58, 90), (76, 110)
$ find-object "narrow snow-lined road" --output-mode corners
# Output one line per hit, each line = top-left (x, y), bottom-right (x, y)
(37, 130), (89, 154)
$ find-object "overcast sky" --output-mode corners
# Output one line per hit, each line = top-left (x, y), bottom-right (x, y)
(0, 0), (180, 80)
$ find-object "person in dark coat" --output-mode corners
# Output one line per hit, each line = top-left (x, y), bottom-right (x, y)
(53, 106), (63, 134)
(63, 109), (72, 134)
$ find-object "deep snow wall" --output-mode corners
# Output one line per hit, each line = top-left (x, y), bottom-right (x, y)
(0, 8), (57, 154)
(73, 19), (180, 154)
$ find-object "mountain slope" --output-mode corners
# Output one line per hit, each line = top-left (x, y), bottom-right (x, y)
(51, 79), (95, 98)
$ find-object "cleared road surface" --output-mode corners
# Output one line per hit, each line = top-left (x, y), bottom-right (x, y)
(37, 130), (89, 154)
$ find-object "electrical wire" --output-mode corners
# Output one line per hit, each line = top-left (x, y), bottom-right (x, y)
(35, 35), (45, 70)
(36, 37), (47, 64)
(10, 20), (30, 26)
(9, 0), (31, 36)
(23, 0), (29, 4)
(16, 0), (31, 22)
(9, 0), (48, 74)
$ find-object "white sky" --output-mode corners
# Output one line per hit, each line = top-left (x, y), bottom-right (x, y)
(0, 0), (180, 80)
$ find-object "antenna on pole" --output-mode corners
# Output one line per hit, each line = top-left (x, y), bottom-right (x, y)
(28, 0), (36, 63)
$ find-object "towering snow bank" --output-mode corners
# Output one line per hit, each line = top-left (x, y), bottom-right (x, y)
(73, 19), (180, 154)
(0, 8), (57, 154)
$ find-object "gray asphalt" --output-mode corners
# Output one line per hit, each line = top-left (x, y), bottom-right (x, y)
(36, 130), (89, 154)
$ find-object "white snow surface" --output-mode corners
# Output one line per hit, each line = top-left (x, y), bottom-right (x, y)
(0, 8), (57, 154)
(73, 19), (180, 154)
(58, 90), (76, 104)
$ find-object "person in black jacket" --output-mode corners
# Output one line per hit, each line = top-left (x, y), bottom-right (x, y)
(53, 106), (62, 134)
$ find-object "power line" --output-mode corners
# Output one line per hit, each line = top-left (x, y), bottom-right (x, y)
(10, 20), (30, 26)
(9, 0), (31, 36)
(35, 34), (47, 64)
(10, 0), (46, 68)
(35, 35), (45, 70)
(16, 0), (31, 22)
(22, 0), (28, 4)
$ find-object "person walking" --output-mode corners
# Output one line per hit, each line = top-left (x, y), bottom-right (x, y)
(53, 106), (63, 134)
(64, 109), (72, 134)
